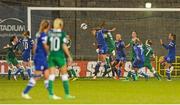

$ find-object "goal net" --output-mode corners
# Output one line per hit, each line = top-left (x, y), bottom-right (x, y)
(28, 7), (180, 77)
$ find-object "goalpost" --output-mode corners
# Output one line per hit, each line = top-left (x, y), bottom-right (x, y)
(27, 7), (180, 35)
(27, 7), (180, 77)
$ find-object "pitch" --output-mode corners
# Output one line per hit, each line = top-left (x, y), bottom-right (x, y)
(0, 77), (180, 104)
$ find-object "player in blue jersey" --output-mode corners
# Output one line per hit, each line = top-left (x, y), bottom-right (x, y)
(91, 27), (116, 79)
(91, 27), (108, 79)
(126, 39), (148, 81)
(160, 33), (176, 81)
(22, 20), (50, 99)
(111, 34), (126, 80)
(18, 31), (34, 79)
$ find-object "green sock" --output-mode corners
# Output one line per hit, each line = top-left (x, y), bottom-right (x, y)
(62, 80), (70, 95)
(71, 69), (77, 77)
(48, 80), (54, 96)
(106, 57), (110, 66)
(68, 70), (72, 77)
(8, 70), (11, 80)
(126, 71), (132, 79)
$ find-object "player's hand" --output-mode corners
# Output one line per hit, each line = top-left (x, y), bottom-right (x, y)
(92, 43), (96, 46)
(112, 50), (116, 56)
(111, 27), (116, 31)
(160, 39), (163, 45)
(3, 44), (10, 49)
(96, 49), (99, 54)
(67, 56), (73, 66)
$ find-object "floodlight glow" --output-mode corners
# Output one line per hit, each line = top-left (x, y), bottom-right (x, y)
(145, 2), (152, 8)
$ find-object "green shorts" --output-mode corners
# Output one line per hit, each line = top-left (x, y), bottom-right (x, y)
(144, 61), (153, 70)
(6, 56), (18, 66)
(48, 55), (66, 68)
(108, 48), (115, 55)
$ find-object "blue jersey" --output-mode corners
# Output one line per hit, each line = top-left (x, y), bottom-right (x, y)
(34, 32), (48, 71)
(19, 38), (33, 61)
(115, 40), (126, 57)
(132, 44), (144, 68)
(96, 29), (108, 48)
(162, 40), (176, 63)
(34, 32), (47, 60)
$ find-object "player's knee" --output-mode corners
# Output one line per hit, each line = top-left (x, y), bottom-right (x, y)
(61, 74), (69, 81)
(49, 74), (55, 81)
(29, 78), (36, 86)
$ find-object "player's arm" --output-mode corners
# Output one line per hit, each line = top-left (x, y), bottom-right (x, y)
(63, 43), (73, 65)
(3, 44), (11, 49)
(108, 27), (116, 32)
(122, 41), (126, 48)
(125, 43), (130, 48)
(160, 39), (172, 49)
(42, 36), (49, 53)
(32, 44), (36, 55)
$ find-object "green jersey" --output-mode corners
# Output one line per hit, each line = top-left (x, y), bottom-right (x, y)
(104, 32), (115, 54)
(6, 42), (18, 59)
(5, 42), (19, 65)
(143, 44), (154, 62)
(47, 30), (67, 68)
(47, 30), (67, 56)
(129, 39), (135, 61)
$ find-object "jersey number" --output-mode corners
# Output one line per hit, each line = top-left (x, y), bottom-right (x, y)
(23, 42), (28, 50)
(50, 37), (60, 51)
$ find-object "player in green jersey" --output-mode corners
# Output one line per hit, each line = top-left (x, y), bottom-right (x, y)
(47, 18), (75, 100)
(143, 39), (161, 80)
(3, 36), (25, 80)
(102, 29), (116, 77)
(125, 31), (138, 80)
(65, 35), (78, 81)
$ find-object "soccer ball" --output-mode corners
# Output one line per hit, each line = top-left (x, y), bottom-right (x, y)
(80, 23), (88, 30)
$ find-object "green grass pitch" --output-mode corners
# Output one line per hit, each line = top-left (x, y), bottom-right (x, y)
(0, 77), (180, 104)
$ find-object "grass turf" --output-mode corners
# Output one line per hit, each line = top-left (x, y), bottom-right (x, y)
(0, 77), (180, 104)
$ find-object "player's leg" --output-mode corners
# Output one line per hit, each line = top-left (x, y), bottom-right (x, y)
(146, 63), (161, 80)
(22, 70), (42, 99)
(43, 69), (49, 89)
(7, 65), (13, 80)
(22, 61), (32, 79)
(93, 61), (101, 79)
(165, 62), (172, 81)
(60, 66), (75, 99)
(47, 57), (61, 100)
(71, 69), (78, 81)
(163, 57), (173, 81)
(48, 67), (56, 98)
(13, 58), (25, 80)
(129, 59), (139, 81)
(102, 55), (111, 77)
(138, 67), (149, 80)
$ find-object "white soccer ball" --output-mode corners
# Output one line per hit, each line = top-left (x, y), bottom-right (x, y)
(80, 23), (88, 30)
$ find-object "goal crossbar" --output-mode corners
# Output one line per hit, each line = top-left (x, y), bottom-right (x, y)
(27, 7), (180, 35)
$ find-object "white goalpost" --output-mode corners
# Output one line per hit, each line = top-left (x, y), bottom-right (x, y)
(27, 7), (180, 35)
(27, 7), (179, 77)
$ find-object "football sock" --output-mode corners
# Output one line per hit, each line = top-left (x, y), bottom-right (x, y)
(166, 69), (171, 80)
(23, 78), (36, 94)
(62, 74), (70, 95)
(48, 74), (55, 96)
(8, 70), (11, 80)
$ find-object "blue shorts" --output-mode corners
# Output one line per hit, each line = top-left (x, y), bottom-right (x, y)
(22, 54), (30, 62)
(98, 45), (108, 54)
(116, 54), (126, 62)
(34, 58), (48, 71)
(164, 56), (175, 64)
(133, 59), (144, 68)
